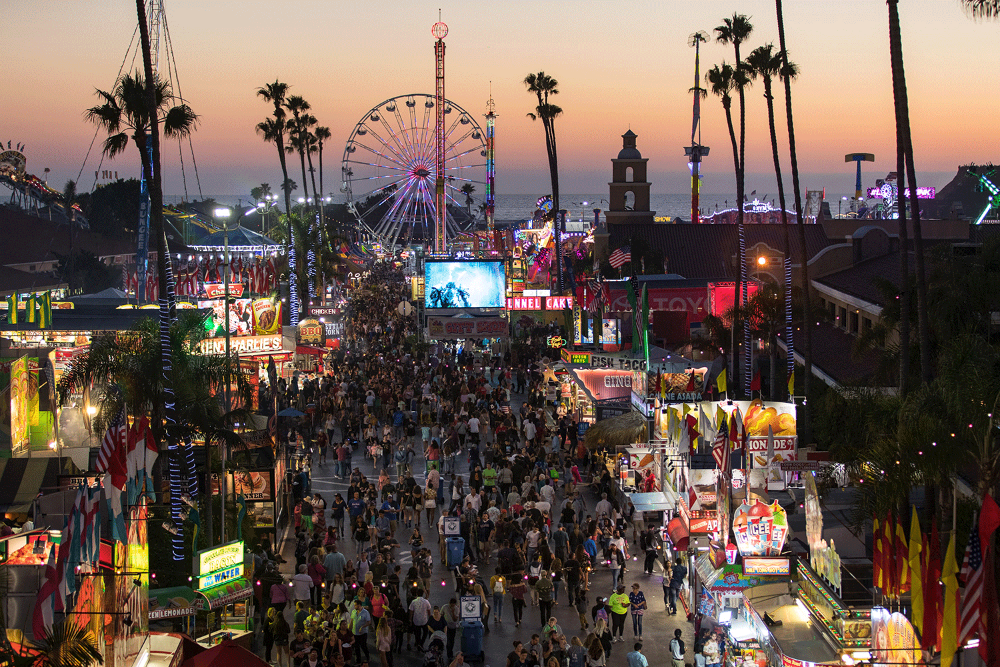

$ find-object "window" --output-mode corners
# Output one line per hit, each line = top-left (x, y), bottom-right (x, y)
(625, 166), (634, 183)
(623, 191), (635, 210)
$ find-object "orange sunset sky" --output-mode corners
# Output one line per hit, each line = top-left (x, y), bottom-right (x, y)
(3, 0), (998, 199)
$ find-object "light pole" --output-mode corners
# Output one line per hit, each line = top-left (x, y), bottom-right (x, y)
(213, 206), (235, 545)
(839, 196), (847, 218)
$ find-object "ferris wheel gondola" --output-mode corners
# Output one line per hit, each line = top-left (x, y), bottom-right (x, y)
(341, 93), (489, 251)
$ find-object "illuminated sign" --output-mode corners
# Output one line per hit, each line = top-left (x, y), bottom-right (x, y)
(198, 334), (282, 357)
(203, 283), (245, 299)
(427, 316), (508, 340)
(506, 296), (541, 311)
(545, 296), (573, 310)
(561, 349), (591, 364)
(733, 500), (789, 557)
(742, 557), (792, 576)
(298, 318), (323, 344)
(547, 335), (566, 348)
(866, 186), (935, 199)
(196, 540), (245, 589)
(589, 354), (646, 371)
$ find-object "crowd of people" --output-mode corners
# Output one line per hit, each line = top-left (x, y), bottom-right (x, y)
(247, 263), (698, 667)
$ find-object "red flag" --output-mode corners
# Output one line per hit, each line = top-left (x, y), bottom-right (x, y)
(685, 373), (695, 392)
(923, 519), (942, 651)
(750, 371), (761, 392)
(981, 492), (1000, 555)
(685, 414), (700, 455)
(884, 511), (896, 597)
(896, 517), (911, 593)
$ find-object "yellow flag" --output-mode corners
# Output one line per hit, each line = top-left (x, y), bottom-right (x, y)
(940, 532), (959, 667)
(787, 370), (795, 396)
(908, 509), (923, 630)
(717, 368), (728, 394)
(715, 405), (727, 432)
(682, 403), (692, 418)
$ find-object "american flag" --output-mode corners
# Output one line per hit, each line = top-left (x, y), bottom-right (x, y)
(959, 520), (983, 646)
(95, 407), (128, 477)
(609, 245), (631, 269)
(711, 417), (730, 477)
(586, 280), (608, 313)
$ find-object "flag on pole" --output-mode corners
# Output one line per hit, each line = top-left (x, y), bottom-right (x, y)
(787, 370), (795, 396)
(5, 293), (17, 324)
(981, 494), (1000, 666)
(640, 284), (650, 360)
(32, 540), (61, 639)
(873, 516), (883, 592)
(959, 514), (983, 646)
(38, 290), (52, 329)
(908, 509), (924, 632)
(25, 293), (36, 323)
(941, 531), (960, 667)
(717, 368), (728, 394)
(883, 512), (896, 597)
(711, 416), (730, 477)
(750, 371), (761, 392)
(126, 416), (158, 501)
(896, 517), (911, 594)
(684, 414), (700, 455)
(923, 519), (943, 650)
(96, 408), (129, 542)
(609, 246), (631, 269)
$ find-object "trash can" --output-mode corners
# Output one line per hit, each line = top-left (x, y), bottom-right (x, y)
(447, 537), (465, 568)
(461, 619), (483, 660)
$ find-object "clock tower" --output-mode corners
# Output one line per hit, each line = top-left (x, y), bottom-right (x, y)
(605, 130), (655, 226)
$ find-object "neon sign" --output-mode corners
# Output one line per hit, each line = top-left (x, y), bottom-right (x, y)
(866, 186), (935, 199)
(195, 540), (245, 590)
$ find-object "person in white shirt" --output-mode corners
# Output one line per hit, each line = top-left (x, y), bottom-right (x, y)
(534, 500), (551, 515)
(292, 564), (313, 603)
(595, 493), (613, 520)
(523, 420), (536, 444)
(465, 492), (481, 512)
(539, 482), (555, 506)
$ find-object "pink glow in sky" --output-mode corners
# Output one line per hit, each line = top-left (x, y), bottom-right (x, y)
(3, 0), (998, 198)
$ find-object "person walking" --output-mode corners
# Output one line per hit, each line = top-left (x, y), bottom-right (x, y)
(666, 557), (687, 615)
(608, 544), (625, 592)
(271, 605), (291, 667)
(489, 572), (506, 624)
(408, 588), (432, 650)
(626, 643), (647, 667)
(351, 598), (373, 663)
(510, 572), (527, 628)
(669, 629), (686, 667)
(534, 570), (554, 627)
(628, 583), (647, 640)
(608, 585), (629, 643)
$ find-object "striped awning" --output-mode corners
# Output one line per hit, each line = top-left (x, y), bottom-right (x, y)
(196, 577), (252, 610)
(0, 457), (77, 514)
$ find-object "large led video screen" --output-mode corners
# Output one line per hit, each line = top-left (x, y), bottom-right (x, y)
(424, 261), (506, 309)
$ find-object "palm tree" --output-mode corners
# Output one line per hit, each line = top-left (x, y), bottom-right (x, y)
(62, 179), (78, 295)
(314, 126), (332, 200)
(19, 620), (103, 667)
(707, 62), (745, 395)
(91, 1), (200, 559)
(962, 0), (1000, 18)
(746, 44), (798, 398)
(255, 81), (293, 216)
(715, 13), (754, 397)
(284, 96), (313, 204)
(887, 0), (932, 386)
(775, 0), (813, 435)
(460, 183), (476, 214)
(524, 72), (565, 292)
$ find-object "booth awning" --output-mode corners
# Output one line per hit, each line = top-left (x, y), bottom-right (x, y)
(295, 345), (326, 356)
(149, 586), (200, 619)
(0, 457), (82, 513)
(627, 490), (679, 512)
(196, 577), (252, 609)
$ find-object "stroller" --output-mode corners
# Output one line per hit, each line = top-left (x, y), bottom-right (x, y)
(423, 631), (447, 667)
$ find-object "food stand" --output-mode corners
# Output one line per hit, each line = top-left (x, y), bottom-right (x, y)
(193, 540), (253, 648)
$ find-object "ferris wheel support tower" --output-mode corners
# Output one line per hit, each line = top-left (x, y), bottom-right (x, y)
(432, 20), (448, 254)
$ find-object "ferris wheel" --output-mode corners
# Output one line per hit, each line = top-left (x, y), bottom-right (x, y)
(341, 93), (489, 250)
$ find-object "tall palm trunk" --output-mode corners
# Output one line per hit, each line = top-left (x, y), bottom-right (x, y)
(545, 118), (562, 294)
(893, 99), (911, 393)
(763, 74), (794, 401)
(776, 0), (812, 438)
(722, 98), (742, 396)
(888, 0), (931, 385)
(276, 134), (292, 219)
(307, 149), (319, 205)
(136, 0), (186, 559)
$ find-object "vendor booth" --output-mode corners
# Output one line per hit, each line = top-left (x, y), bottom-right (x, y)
(192, 541), (253, 648)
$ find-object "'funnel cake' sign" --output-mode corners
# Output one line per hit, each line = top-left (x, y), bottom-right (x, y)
(733, 500), (788, 556)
